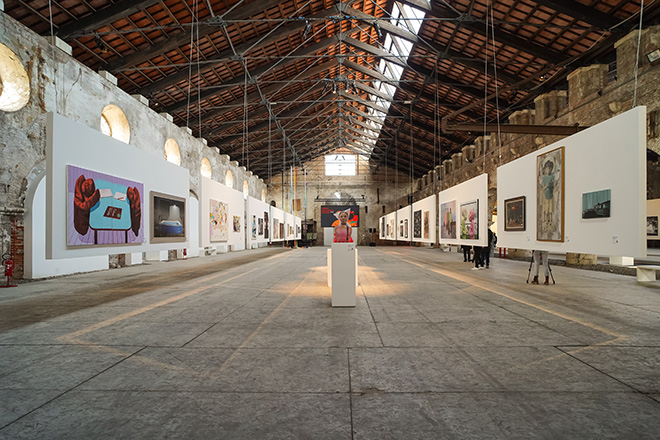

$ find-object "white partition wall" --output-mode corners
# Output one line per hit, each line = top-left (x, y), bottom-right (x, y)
(412, 194), (436, 244)
(396, 207), (411, 241)
(385, 212), (397, 240)
(248, 196), (270, 247)
(497, 107), (647, 257)
(439, 174), (488, 247)
(46, 113), (190, 259)
(295, 217), (302, 240)
(271, 207), (285, 243)
(200, 176), (245, 251)
(284, 212), (295, 240)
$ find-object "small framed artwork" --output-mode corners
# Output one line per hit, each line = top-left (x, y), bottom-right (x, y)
(504, 196), (526, 231)
(460, 200), (479, 240)
(151, 191), (186, 243)
(648, 216), (659, 236)
(582, 189), (611, 219)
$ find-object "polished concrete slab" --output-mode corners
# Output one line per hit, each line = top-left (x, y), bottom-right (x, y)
(1, 246), (659, 439)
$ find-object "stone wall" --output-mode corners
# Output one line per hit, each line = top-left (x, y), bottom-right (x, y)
(0, 13), (267, 278)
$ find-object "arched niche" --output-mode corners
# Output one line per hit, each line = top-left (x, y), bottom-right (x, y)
(164, 138), (181, 165)
(0, 43), (30, 112)
(225, 169), (233, 188)
(100, 104), (130, 144)
(200, 158), (212, 178)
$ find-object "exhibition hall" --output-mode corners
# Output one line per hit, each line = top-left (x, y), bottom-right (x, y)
(1, 0), (660, 438)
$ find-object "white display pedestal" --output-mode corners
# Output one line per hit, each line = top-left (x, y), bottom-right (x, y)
(610, 256), (634, 266)
(328, 243), (357, 307)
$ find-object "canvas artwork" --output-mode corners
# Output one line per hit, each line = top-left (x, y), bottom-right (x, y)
(582, 189), (611, 219)
(537, 146), (565, 242)
(460, 200), (479, 240)
(504, 196), (526, 231)
(152, 192), (186, 243)
(404, 219), (408, 239)
(264, 212), (269, 239)
(423, 211), (430, 239)
(209, 199), (228, 242)
(289, 224), (294, 237)
(440, 200), (457, 239)
(648, 216), (659, 236)
(67, 165), (144, 246)
(389, 219), (395, 239)
(399, 220), (404, 238)
(252, 215), (257, 239)
(413, 210), (422, 238)
(273, 218), (279, 239)
(258, 218), (264, 235)
(382, 217), (386, 238)
(233, 215), (241, 232)
(279, 222), (285, 239)
(296, 225), (301, 236)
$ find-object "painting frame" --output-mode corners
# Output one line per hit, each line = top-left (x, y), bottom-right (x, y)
(536, 146), (565, 242)
(582, 189), (611, 219)
(460, 199), (479, 240)
(413, 210), (422, 239)
(151, 191), (186, 244)
(648, 216), (659, 236)
(209, 199), (229, 242)
(440, 200), (457, 239)
(504, 196), (526, 232)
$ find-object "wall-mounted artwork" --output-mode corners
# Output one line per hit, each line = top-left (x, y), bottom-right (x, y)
(233, 215), (241, 232)
(460, 200), (479, 240)
(399, 220), (404, 238)
(582, 189), (611, 219)
(264, 212), (269, 239)
(504, 196), (526, 231)
(441, 200), (456, 239)
(288, 224), (294, 237)
(67, 165), (144, 246)
(382, 217), (386, 238)
(537, 146), (565, 242)
(152, 191), (186, 243)
(279, 222), (285, 239)
(648, 216), (659, 236)
(423, 211), (430, 239)
(389, 219), (395, 239)
(252, 215), (257, 239)
(209, 199), (228, 242)
(258, 218), (264, 235)
(296, 225), (301, 236)
(413, 210), (422, 238)
(321, 205), (359, 227)
(404, 219), (408, 239)
(273, 218), (280, 239)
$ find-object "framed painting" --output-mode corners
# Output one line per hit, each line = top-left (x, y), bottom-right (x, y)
(382, 217), (386, 238)
(648, 216), (659, 236)
(67, 165), (144, 246)
(413, 210), (422, 238)
(537, 146), (565, 242)
(582, 189), (611, 219)
(504, 196), (526, 231)
(440, 200), (456, 239)
(279, 222), (285, 239)
(423, 211), (430, 239)
(209, 199), (228, 242)
(404, 219), (408, 239)
(399, 220), (404, 238)
(264, 211), (269, 239)
(258, 218), (264, 235)
(233, 215), (241, 232)
(152, 191), (186, 243)
(273, 218), (279, 239)
(460, 200), (479, 240)
(252, 215), (257, 239)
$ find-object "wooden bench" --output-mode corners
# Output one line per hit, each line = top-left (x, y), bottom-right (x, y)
(636, 265), (660, 282)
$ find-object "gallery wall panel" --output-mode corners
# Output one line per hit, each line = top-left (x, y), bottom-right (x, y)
(438, 174), (488, 247)
(248, 196), (270, 245)
(271, 206), (285, 242)
(200, 176), (245, 249)
(47, 113), (190, 259)
(497, 107), (646, 256)
(396, 207), (411, 241)
(412, 194), (436, 244)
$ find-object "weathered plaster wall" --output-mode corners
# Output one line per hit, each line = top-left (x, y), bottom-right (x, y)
(0, 13), (268, 277)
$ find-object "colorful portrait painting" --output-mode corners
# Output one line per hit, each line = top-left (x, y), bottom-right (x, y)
(152, 192), (186, 243)
(440, 200), (457, 239)
(209, 199), (228, 242)
(460, 200), (479, 240)
(67, 165), (144, 246)
(233, 215), (241, 232)
(537, 146), (565, 242)
(413, 210), (422, 238)
(504, 196), (525, 231)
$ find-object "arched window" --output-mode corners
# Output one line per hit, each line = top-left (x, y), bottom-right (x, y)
(225, 169), (233, 187)
(164, 138), (181, 165)
(243, 180), (249, 199)
(200, 158), (212, 178)
(0, 43), (30, 112)
(100, 104), (130, 143)
(261, 188), (266, 202)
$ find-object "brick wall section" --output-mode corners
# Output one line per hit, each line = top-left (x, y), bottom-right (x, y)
(10, 217), (24, 279)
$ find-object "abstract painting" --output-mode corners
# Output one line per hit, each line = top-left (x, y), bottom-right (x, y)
(413, 210), (422, 238)
(273, 218), (279, 239)
(209, 199), (228, 242)
(582, 189), (611, 219)
(152, 192), (186, 243)
(460, 200), (479, 240)
(252, 215), (257, 239)
(440, 200), (456, 239)
(67, 165), (144, 246)
(504, 196), (525, 231)
(423, 211), (430, 239)
(537, 146), (565, 242)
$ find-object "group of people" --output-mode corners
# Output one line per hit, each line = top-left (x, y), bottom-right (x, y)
(462, 229), (497, 269)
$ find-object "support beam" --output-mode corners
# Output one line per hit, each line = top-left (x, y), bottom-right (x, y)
(442, 122), (588, 135)
(532, 0), (621, 31)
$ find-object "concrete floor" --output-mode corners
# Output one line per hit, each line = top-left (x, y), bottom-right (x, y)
(1, 246), (659, 439)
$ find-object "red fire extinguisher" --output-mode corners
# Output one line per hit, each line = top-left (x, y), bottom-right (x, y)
(1, 253), (17, 288)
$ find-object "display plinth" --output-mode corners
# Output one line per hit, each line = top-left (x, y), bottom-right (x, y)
(610, 256), (634, 266)
(330, 243), (357, 307)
